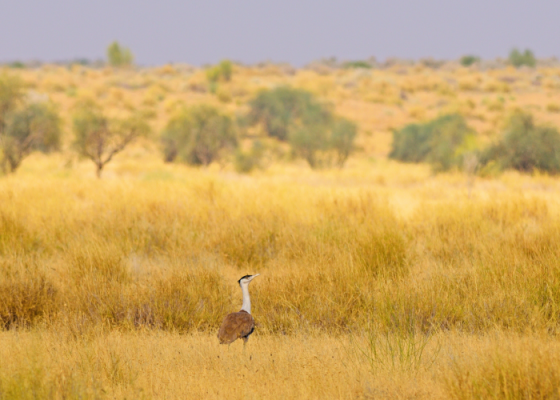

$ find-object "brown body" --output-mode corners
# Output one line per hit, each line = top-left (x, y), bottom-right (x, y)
(217, 310), (255, 345)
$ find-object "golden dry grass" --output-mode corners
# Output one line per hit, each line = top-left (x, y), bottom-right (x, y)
(1, 153), (560, 398)
(0, 329), (559, 399)
(0, 331), (366, 399)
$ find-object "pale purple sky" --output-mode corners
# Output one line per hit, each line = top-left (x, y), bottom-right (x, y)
(1, 0), (558, 66)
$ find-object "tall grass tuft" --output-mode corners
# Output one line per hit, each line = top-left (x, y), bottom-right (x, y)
(0, 268), (57, 329)
(353, 323), (440, 375)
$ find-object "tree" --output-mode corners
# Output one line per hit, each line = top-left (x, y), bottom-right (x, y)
(206, 60), (233, 83)
(389, 114), (477, 171)
(206, 60), (233, 94)
(73, 100), (149, 177)
(247, 86), (358, 168)
(481, 111), (560, 173)
(330, 118), (358, 167)
(161, 105), (237, 166)
(343, 60), (373, 69)
(217, 60), (233, 81)
(389, 123), (433, 163)
(1, 102), (61, 173)
(459, 55), (480, 67)
(0, 74), (61, 174)
(107, 41), (134, 68)
(508, 48), (536, 68)
(288, 112), (357, 169)
(0, 73), (24, 134)
(288, 105), (332, 168)
(246, 87), (320, 141)
(425, 115), (477, 171)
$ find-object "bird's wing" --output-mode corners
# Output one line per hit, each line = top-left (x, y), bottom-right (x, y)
(217, 312), (255, 343)
(234, 312), (255, 338)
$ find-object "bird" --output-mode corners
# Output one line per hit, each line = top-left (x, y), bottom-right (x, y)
(217, 274), (260, 350)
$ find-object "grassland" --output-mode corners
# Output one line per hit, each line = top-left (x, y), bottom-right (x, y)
(1, 151), (560, 398)
(1, 63), (560, 398)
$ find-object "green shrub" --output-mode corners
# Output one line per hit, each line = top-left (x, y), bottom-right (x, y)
(246, 86), (321, 141)
(0, 73), (24, 134)
(1, 102), (61, 173)
(8, 61), (25, 69)
(330, 118), (358, 166)
(508, 48), (536, 68)
(107, 41), (134, 68)
(459, 55), (480, 67)
(217, 59), (232, 81)
(288, 105), (333, 168)
(247, 86), (358, 168)
(234, 141), (265, 173)
(481, 111), (560, 173)
(161, 104), (237, 166)
(389, 114), (476, 171)
(0, 73), (60, 173)
(70, 58), (93, 67)
(206, 60), (234, 92)
(343, 60), (373, 69)
(389, 124), (432, 163)
(289, 114), (357, 169)
(205, 60), (233, 94)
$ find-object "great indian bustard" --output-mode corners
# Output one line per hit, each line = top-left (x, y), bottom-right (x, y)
(217, 274), (259, 350)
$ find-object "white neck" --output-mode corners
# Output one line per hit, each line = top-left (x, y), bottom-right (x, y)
(240, 283), (251, 314)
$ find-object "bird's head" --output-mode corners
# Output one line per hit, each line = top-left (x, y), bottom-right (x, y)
(238, 274), (259, 286)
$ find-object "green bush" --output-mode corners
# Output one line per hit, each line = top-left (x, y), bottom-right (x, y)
(206, 60), (233, 93)
(288, 104), (333, 168)
(289, 114), (357, 169)
(330, 118), (358, 166)
(234, 141), (265, 173)
(246, 86), (321, 141)
(206, 60), (233, 94)
(508, 48), (536, 68)
(481, 111), (560, 173)
(217, 60), (232, 81)
(388, 124), (432, 163)
(107, 41), (134, 68)
(459, 55), (480, 67)
(0, 73), (24, 134)
(1, 102), (61, 173)
(389, 114), (476, 171)
(0, 74), (61, 173)
(247, 86), (358, 168)
(343, 60), (373, 69)
(8, 61), (25, 69)
(161, 104), (237, 166)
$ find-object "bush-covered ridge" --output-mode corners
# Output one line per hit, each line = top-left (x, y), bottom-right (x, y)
(2, 50), (560, 176)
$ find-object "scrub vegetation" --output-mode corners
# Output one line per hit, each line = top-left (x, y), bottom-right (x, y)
(1, 52), (560, 398)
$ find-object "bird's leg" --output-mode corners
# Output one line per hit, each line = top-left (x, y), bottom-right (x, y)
(243, 339), (247, 355)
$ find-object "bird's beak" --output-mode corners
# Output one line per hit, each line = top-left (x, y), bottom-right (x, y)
(250, 274), (260, 281)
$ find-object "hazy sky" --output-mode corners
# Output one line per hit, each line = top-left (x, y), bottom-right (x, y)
(1, 0), (559, 66)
